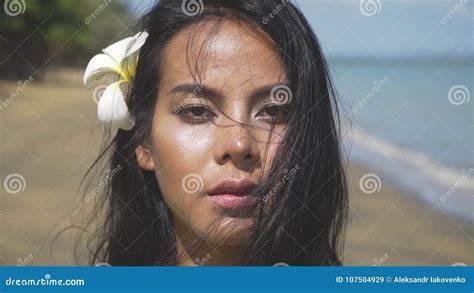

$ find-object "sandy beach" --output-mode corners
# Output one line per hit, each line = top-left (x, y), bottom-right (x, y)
(0, 70), (472, 266)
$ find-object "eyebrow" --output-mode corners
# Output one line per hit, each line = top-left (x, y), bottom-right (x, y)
(169, 83), (220, 100)
(169, 83), (290, 101)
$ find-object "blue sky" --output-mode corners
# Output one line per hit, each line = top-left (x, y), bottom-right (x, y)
(294, 0), (472, 58)
(125, 0), (472, 58)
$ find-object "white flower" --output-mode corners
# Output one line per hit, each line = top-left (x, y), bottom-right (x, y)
(83, 31), (149, 130)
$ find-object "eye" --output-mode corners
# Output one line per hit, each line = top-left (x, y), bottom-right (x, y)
(256, 104), (290, 124)
(177, 105), (216, 124)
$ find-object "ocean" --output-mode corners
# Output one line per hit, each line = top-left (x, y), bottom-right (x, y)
(330, 58), (473, 221)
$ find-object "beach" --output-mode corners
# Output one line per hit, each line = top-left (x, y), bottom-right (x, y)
(0, 71), (472, 266)
(345, 162), (472, 266)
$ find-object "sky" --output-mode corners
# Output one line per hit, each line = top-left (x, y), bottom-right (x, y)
(124, 0), (473, 58)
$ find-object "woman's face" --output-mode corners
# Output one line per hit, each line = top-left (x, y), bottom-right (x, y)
(136, 20), (289, 247)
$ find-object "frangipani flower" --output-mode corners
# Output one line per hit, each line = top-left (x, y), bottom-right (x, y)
(84, 31), (149, 130)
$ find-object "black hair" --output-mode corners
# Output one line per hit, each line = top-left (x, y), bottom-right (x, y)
(81, 0), (348, 266)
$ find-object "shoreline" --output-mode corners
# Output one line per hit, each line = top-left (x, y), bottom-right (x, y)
(345, 126), (473, 222)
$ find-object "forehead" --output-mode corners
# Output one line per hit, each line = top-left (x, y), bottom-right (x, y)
(159, 19), (287, 86)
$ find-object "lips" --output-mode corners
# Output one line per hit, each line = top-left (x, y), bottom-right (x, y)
(208, 179), (257, 196)
(207, 179), (259, 209)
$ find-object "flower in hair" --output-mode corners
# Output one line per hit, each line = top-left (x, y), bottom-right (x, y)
(83, 31), (148, 130)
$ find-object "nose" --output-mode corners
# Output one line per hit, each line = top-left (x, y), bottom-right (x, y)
(214, 123), (261, 170)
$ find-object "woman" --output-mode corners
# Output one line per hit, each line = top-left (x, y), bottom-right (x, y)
(82, 0), (347, 266)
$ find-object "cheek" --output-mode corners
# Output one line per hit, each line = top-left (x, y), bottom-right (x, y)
(256, 127), (286, 173)
(155, 125), (213, 164)
(149, 116), (214, 210)
(151, 105), (213, 169)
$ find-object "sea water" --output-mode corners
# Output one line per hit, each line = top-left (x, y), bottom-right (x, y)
(331, 58), (473, 221)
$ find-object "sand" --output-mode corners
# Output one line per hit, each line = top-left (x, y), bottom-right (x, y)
(0, 71), (472, 266)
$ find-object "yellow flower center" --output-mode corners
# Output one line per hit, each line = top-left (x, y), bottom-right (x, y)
(117, 54), (138, 83)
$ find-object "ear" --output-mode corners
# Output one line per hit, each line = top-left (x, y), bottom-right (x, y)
(136, 145), (155, 171)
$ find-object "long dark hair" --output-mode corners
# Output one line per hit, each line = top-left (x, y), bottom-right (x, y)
(81, 0), (348, 266)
